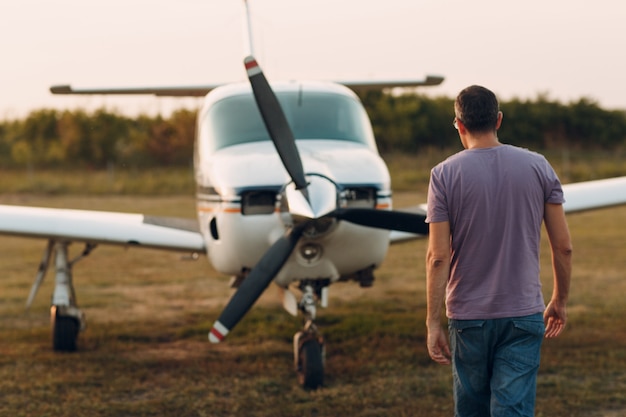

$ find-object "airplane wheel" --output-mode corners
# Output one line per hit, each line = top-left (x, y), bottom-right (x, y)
(52, 315), (79, 352)
(297, 339), (324, 390)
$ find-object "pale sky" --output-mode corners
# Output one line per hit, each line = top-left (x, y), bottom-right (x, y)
(1, 0), (625, 119)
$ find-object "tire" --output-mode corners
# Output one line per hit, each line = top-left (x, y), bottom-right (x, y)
(52, 315), (79, 352)
(297, 339), (324, 389)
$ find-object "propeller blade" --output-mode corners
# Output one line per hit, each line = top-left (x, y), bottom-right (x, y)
(209, 226), (305, 343)
(244, 56), (308, 190)
(333, 208), (429, 235)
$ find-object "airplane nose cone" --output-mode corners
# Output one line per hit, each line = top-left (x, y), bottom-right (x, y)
(284, 175), (337, 221)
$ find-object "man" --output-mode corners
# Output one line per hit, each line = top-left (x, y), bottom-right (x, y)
(425, 85), (572, 416)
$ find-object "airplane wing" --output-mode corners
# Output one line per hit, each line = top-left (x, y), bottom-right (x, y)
(0, 205), (205, 252)
(389, 176), (626, 243)
(562, 176), (626, 213)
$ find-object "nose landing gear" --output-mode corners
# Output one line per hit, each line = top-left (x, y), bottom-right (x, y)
(294, 321), (324, 389)
(293, 282), (326, 389)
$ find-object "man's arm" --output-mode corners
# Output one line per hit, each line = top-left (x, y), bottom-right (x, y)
(543, 203), (573, 338)
(426, 221), (452, 364)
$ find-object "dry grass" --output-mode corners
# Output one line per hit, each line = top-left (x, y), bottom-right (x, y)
(0, 193), (625, 416)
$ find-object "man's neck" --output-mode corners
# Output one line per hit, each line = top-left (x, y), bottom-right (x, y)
(463, 133), (501, 150)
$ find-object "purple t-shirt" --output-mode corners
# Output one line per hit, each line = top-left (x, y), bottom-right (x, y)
(426, 144), (565, 320)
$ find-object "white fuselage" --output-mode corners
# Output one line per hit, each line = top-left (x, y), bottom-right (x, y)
(194, 81), (392, 287)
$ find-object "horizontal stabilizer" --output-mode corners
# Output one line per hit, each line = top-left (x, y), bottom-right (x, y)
(50, 75), (444, 97)
(50, 84), (223, 97)
(338, 75), (444, 92)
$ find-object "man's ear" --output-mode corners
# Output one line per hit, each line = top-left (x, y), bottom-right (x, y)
(458, 119), (468, 135)
(496, 111), (503, 130)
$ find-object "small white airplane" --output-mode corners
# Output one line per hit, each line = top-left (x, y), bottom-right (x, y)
(2, 2), (626, 389)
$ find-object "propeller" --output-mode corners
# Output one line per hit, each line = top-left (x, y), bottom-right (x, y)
(209, 225), (305, 343)
(209, 56), (429, 343)
(244, 56), (308, 191)
(209, 56), (309, 343)
(333, 208), (429, 235)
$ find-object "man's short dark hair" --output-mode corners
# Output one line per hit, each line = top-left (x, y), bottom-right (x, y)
(455, 85), (500, 133)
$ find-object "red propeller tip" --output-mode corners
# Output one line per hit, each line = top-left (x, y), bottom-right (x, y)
(208, 321), (229, 343)
(244, 56), (261, 77)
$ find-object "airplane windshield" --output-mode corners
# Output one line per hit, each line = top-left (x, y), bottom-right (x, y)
(201, 91), (376, 152)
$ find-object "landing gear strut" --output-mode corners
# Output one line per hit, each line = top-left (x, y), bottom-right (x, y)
(26, 240), (94, 352)
(293, 282), (326, 389)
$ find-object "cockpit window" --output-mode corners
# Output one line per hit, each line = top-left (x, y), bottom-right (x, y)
(200, 91), (376, 152)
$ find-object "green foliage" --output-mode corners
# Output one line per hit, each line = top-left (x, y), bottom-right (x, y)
(500, 95), (626, 150)
(359, 91), (456, 151)
(1, 93), (625, 171)
(360, 91), (626, 152)
(0, 108), (196, 169)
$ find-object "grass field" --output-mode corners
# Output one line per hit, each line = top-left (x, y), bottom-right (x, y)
(0, 192), (625, 416)
(1, 148), (624, 196)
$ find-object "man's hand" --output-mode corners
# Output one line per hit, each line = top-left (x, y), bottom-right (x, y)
(427, 323), (451, 365)
(544, 299), (567, 338)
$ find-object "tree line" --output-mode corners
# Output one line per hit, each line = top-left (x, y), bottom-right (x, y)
(0, 92), (624, 169)
(0, 108), (196, 169)
(361, 92), (626, 153)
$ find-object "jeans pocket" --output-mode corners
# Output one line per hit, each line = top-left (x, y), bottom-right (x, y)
(506, 316), (545, 369)
(449, 320), (487, 364)
(449, 319), (486, 333)
(512, 315), (546, 338)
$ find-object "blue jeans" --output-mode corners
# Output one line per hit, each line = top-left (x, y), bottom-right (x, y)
(449, 313), (545, 417)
